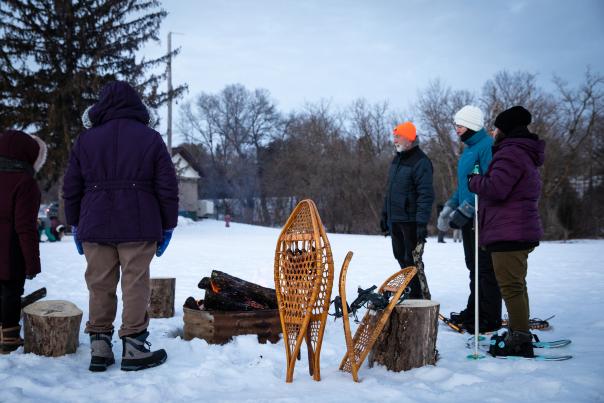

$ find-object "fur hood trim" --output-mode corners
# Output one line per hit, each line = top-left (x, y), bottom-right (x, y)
(31, 135), (48, 172)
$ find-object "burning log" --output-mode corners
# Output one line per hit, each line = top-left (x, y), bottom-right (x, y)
(198, 270), (277, 311)
(183, 270), (282, 345)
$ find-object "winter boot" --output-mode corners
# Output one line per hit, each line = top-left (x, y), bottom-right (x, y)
(1, 325), (24, 354)
(449, 311), (467, 327)
(488, 330), (534, 358)
(89, 332), (115, 372)
(121, 331), (167, 371)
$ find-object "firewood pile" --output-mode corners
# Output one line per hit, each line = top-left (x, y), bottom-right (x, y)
(182, 270), (281, 345)
(184, 270), (278, 311)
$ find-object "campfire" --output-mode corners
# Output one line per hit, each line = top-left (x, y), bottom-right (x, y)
(182, 270), (281, 345)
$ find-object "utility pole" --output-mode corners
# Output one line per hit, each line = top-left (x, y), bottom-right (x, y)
(166, 31), (183, 154)
(166, 31), (173, 154)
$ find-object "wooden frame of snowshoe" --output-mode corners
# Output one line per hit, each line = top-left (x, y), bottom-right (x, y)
(274, 199), (334, 383)
(338, 262), (417, 381)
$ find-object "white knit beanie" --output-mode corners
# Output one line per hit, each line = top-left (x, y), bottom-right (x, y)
(454, 105), (484, 131)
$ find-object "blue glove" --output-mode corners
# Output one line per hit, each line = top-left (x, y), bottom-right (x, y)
(72, 225), (84, 255)
(156, 229), (174, 257)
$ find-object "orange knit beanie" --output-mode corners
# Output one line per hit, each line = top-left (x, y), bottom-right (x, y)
(393, 122), (417, 141)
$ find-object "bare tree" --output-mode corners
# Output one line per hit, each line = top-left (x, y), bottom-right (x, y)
(344, 99), (405, 231)
(552, 70), (604, 237)
(178, 84), (281, 223)
(415, 80), (474, 214)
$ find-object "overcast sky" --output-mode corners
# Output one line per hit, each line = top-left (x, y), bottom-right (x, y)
(144, 0), (604, 139)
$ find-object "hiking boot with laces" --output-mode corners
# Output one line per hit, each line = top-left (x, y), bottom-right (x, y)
(121, 330), (167, 371)
(89, 332), (115, 372)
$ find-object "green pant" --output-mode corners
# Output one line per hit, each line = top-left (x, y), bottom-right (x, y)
(491, 248), (534, 333)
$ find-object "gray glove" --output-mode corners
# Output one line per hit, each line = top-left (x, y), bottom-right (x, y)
(437, 205), (453, 232)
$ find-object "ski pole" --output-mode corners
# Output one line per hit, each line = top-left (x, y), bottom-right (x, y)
(472, 164), (481, 359)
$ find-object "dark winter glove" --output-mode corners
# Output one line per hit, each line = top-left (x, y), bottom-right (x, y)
(156, 229), (174, 257)
(72, 225), (84, 255)
(449, 200), (475, 229)
(416, 223), (428, 243)
(26, 274), (37, 280)
(467, 173), (479, 186)
(380, 212), (389, 237)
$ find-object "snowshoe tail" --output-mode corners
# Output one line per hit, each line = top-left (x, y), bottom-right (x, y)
(502, 315), (554, 330)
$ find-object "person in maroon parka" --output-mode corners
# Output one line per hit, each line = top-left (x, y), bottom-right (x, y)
(0, 130), (47, 354)
(63, 81), (179, 372)
(468, 106), (545, 358)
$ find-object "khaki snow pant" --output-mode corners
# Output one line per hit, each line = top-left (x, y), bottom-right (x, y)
(83, 241), (155, 338)
(491, 248), (534, 333)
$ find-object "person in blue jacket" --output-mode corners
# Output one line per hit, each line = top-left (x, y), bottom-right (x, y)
(437, 105), (502, 333)
(381, 122), (434, 298)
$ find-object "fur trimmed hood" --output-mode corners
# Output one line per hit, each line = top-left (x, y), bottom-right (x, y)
(81, 81), (156, 128)
(0, 130), (47, 173)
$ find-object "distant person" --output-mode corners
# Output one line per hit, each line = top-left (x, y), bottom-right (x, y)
(380, 122), (434, 298)
(469, 106), (544, 357)
(453, 229), (462, 243)
(41, 223), (65, 242)
(0, 130), (47, 354)
(63, 81), (179, 372)
(437, 105), (502, 333)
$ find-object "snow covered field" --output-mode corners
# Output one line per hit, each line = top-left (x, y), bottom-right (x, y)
(2, 218), (603, 403)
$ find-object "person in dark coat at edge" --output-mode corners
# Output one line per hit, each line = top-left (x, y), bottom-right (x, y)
(0, 130), (47, 354)
(437, 105), (502, 333)
(380, 122), (434, 298)
(63, 81), (179, 372)
(468, 106), (545, 357)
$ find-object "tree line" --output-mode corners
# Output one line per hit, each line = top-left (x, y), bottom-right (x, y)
(1, 2), (601, 239)
(179, 70), (604, 239)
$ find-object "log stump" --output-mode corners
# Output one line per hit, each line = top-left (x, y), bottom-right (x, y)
(149, 277), (176, 318)
(368, 299), (439, 372)
(22, 300), (83, 357)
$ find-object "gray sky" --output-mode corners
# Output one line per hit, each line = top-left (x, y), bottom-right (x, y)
(144, 0), (604, 139)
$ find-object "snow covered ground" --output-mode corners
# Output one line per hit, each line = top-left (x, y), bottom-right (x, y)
(2, 218), (603, 402)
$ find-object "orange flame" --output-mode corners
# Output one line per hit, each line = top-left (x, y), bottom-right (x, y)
(210, 280), (221, 293)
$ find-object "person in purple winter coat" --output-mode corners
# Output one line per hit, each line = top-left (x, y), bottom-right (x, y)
(468, 106), (545, 358)
(63, 81), (179, 371)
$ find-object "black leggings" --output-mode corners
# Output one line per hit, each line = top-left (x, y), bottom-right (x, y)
(0, 277), (25, 327)
(461, 222), (502, 328)
(390, 221), (423, 299)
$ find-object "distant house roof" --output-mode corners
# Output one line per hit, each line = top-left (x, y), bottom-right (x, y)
(172, 146), (204, 179)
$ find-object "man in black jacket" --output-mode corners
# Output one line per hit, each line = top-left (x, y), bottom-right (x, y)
(380, 122), (434, 298)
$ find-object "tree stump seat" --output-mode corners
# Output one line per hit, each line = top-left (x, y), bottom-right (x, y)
(368, 299), (439, 372)
(149, 277), (176, 318)
(22, 300), (83, 357)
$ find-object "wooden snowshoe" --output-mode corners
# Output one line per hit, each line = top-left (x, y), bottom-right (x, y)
(338, 259), (417, 382)
(274, 199), (334, 382)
